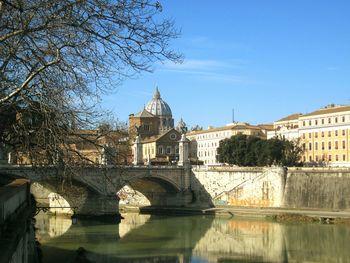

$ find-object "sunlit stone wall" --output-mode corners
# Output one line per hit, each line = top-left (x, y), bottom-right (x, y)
(48, 193), (73, 215)
(191, 166), (285, 208)
(118, 185), (150, 207)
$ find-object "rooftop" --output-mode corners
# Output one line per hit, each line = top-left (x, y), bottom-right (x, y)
(276, 113), (302, 122)
(302, 104), (350, 118)
(187, 123), (263, 136)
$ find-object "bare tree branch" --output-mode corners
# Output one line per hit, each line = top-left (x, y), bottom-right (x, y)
(0, 49), (60, 104)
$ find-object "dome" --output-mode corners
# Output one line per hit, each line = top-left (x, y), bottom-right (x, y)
(145, 87), (172, 117)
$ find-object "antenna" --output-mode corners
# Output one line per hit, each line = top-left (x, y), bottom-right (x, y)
(232, 108), (235, 123)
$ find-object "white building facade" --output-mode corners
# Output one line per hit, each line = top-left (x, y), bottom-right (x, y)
(267, 113), (301, 140)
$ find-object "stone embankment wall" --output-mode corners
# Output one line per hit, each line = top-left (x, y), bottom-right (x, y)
(192, 166), (350, 210)
(0, 178), (39, 263)
(191, 166), (285, 208)
(283, 168), (350, 210)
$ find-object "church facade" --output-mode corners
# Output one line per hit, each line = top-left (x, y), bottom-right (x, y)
(129, 87), (185, 165)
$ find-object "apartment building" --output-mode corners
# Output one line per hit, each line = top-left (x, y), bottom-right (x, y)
(299, 104), (350, 166)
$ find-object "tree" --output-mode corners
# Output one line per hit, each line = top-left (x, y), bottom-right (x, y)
(280, 137), (303, 166)
(217, 135), (304, 167)
(0, 0), (182, 164)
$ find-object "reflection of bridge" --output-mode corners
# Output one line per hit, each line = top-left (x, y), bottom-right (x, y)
(35, 213), (214, 263)
(1, 164), (204, 216)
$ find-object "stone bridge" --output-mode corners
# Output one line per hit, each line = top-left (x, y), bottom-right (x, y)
(0, 164), (205, 216)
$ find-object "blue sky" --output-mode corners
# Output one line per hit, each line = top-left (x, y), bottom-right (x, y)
(102, 0), (350, 129)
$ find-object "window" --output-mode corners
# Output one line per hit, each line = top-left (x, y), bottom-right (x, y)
(315, 120), (318, 125)
(170, 133), (177, 140)
(322, 119), (325, 124)
(335, 130), (338, 136)
(322, 142), (325, 150)
(315, 132), (318, 138)
(309, 156), (312, 162)
(343, 141), (346, 149)
(335, 117), (338, 123)
(143, 124), (150, 131)
(309, 133), (311, 139)
(309, 120), (312, 126)
(303, 121), (305, 127)
(342, 116), (345, 122)
(303, 156), (306, 162)
(328, 131), (331, 137)
(309, 143), (312, 151)
(302, 143), (306, 151)
(328, 118), (331, 124)
(328, 141), (332, 150)
(316, 155), (319, 162)
(335, 141), (338, 150)
(315, 142), (318, 151)
(336, 155), (339, 161)
(343, 130), (346, 136)
(158, 146), (163, 154)
(329, 155), (332, 161)
(166, 146), (171, 154)
(343, 155), (346, 161)
(302, 133), (305, 139)
(322, 131), (324, 137)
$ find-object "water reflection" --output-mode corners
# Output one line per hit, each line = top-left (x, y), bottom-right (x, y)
(193, 219), (285, 263)
(36, 213), (72, 240)
(119, 213), (150, 238)
(35, 213), (350, 263)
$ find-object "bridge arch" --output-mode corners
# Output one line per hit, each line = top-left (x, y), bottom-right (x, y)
(117, 174), (183, 207)
(31, 178), (107, 215)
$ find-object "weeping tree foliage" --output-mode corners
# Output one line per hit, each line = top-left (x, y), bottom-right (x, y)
(217, 134), (303, 167)
(0, 0), (182, 165)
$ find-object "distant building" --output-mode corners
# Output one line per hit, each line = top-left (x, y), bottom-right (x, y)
(129, 87), (185, 165)
(187, 123), (268, 165)
(15, 129), (129, 165)
(269, 104), (350, 167)
(267, 113), (301, 140)
(299, 104), (350, 166)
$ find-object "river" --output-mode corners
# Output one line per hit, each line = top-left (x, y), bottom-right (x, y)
(35, 212), (350, 263)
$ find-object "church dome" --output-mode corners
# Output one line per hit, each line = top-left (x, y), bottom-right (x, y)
(145, 87), (172, 117)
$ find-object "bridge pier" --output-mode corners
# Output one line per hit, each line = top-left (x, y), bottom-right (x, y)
(77, 194), (119, 217)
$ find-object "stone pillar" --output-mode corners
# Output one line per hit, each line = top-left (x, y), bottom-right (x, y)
(77, 194), (120, 217)
(178, 134), (189, 167)
(133, 136), (143, 165)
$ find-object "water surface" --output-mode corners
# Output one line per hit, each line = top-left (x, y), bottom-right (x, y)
(35, 212), (350, 263)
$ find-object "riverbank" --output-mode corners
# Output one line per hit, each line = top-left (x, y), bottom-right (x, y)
(135, 205), (350, 224)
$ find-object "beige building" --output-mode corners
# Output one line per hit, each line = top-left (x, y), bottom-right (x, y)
(187, 123), (268, 165)
(299, 104), (350, 166)
(141, 129), (181, 164)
